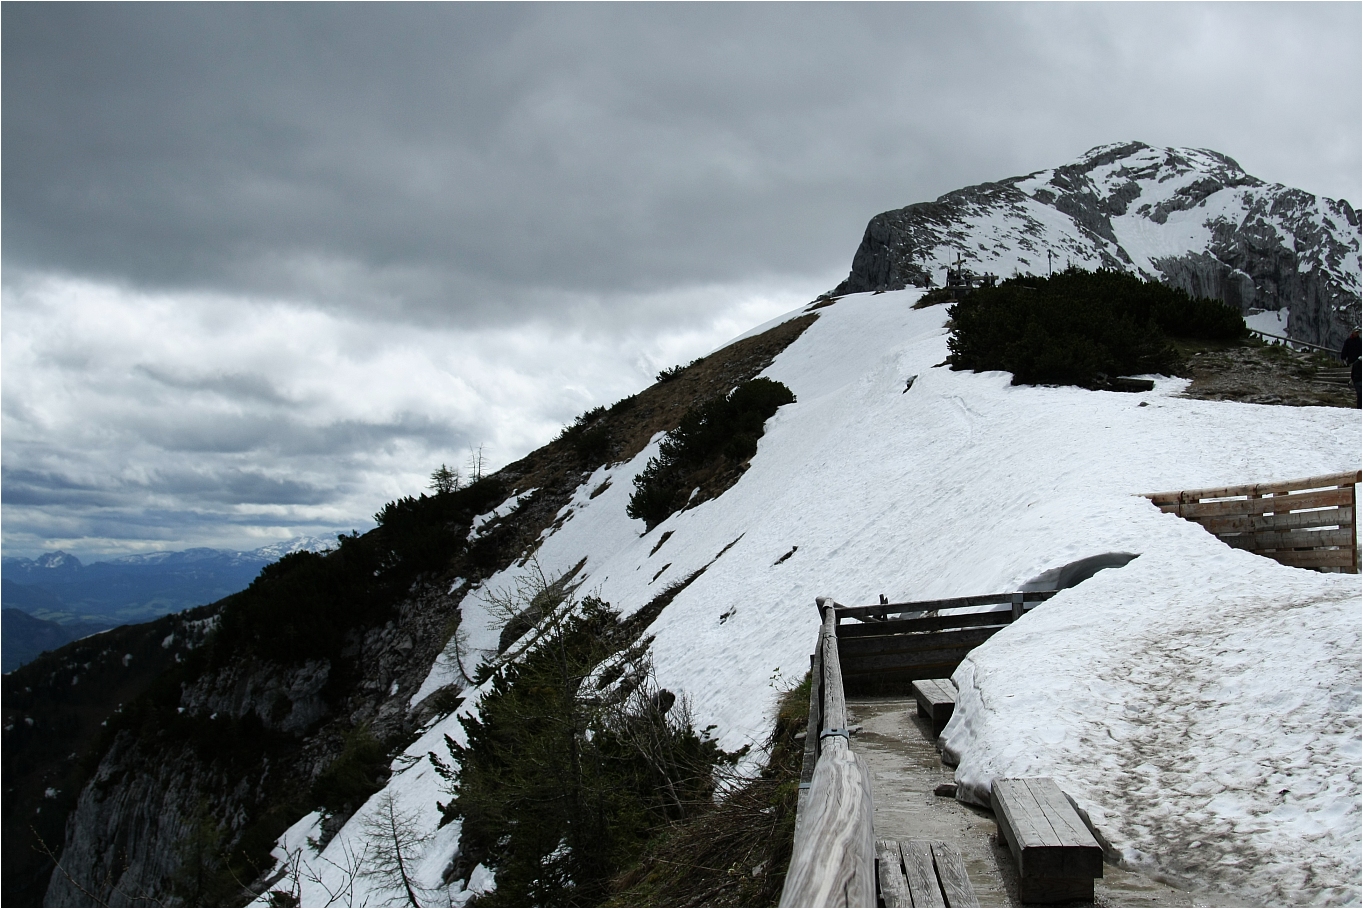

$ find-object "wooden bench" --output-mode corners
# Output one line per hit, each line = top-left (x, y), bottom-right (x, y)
(910, 678), (957, 735)
(876, 839), (979, 908)
(991, 778), (1103, 904)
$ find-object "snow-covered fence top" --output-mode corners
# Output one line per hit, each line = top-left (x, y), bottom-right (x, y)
(780, 599), (875, 908)
(1145, 470), (1361, 573)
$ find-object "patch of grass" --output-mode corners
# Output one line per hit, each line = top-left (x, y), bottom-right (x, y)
(947, 268), (1247, 389)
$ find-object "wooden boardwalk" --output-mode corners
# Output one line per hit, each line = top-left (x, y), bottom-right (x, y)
(783, 595), (1249, 907)
(847, 695), (1245, 908)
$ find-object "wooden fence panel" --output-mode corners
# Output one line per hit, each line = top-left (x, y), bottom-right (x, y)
(837, 626), (1003, 659)
(1199, 506), (1353, 536)
(1144, 470), (1360, 574)
(834, 591), (1054, 621)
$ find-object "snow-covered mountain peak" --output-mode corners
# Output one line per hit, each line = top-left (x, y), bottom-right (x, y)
(838, 141), (1360, 349)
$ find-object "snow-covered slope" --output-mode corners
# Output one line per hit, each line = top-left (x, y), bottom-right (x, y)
(265, 290), (1360, 907)
(838, 142), (1361, 350)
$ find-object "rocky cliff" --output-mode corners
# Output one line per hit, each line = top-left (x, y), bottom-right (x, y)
(835, 142), (1361, 349)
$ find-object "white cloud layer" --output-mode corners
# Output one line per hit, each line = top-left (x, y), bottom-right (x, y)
(1, 272), (810, 558)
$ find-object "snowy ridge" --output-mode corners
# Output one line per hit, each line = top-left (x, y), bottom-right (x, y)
(261, 289), (1360, 907)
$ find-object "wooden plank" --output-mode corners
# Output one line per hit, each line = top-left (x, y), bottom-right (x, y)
(779, 739), (876, 908)
(901, 840), (945, 908)
(1145, 470), (1361, 502)
(835, 591), (1055, 620)
(1026, 779), (1102, 873)
(837, 627), (1002, 658)
(1199, 506), (1353, 535)
(801, 637), (824, 787)
(1265, 549), (1358, 569)
(930, 842), (980, 908)
(840, 646), (987, 677)
(820, 609), (848, 736)
(876, 839), (912, 908)
(835, 608), (1014, 639)
(912, 678), (956, 705)
(993, 779), (1062, 855)
(1219, 527), (1356, 551)
(1169, 486), (1352, 519)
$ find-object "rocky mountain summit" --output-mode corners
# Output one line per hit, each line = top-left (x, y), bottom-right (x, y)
(836, 141), (1361, 349)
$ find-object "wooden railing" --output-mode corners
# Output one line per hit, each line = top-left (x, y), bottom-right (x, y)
(834, 591), (1057, 694)
(1146, 470), (1361, 573)
(780, 598), (876, 908)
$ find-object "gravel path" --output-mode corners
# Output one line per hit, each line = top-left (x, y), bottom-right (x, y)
(848, 695), (1246, 907)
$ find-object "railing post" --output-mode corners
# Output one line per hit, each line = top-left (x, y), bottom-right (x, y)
(1011, 592), (1025, 621)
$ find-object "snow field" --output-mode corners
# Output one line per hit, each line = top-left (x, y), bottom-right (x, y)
(261, 288), (1361, 906)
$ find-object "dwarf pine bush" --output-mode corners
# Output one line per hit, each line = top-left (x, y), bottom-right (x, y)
(627, 377), (795, 530)
(947, 268), (1246, 388)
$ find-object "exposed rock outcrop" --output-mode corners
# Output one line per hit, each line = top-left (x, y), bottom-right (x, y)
(836, 142), (1361, 350)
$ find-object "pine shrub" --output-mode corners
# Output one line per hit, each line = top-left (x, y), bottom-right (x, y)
(432, 596), (737, 906)
(947, 268), (1247, 388)
(627, 378), (795, 530)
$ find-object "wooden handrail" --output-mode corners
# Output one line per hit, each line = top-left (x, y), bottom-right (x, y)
(1146, 470), (1361, 504)
(835, 589), (1056, 622)
(780, 599), (876, 908)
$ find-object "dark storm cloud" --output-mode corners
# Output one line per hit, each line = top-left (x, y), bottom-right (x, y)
(134, 365), (299, 408)
(0, 465), (329, 508)
(7, 4), (1357, 326)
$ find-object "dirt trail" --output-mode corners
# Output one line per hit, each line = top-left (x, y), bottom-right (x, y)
(846, 696), (1245, 908)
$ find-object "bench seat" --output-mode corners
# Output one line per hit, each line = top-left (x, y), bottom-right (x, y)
(910, 678), (957, 735)
(991, 778), (1103, 904)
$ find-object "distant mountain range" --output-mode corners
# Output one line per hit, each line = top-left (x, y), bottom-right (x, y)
(1, 537), (333, 671)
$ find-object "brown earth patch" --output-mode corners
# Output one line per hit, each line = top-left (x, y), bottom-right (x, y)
(1174, 339), (1354, 408)
(452, 313), (820, 579)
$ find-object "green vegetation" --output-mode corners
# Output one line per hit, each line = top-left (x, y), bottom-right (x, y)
(432, 590), (739, 906)
(627, 378), (795, 530)
(557, 406), (613, 466)
(310, 724), (390, 815)
(208, 476), (506, 668)
(947, 267), (1247, 388)
(609, 673), (810, 907)
(656, 357), (702, 383)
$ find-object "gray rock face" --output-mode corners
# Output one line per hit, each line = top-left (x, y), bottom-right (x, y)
(44, 585), (460, 907)
(836, 141), (1361, 350)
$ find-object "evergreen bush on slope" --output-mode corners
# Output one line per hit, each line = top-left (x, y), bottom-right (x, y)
(627, 377), (796, 530)
(432, 594), (738, 906)
(947, 268), (1246, 388)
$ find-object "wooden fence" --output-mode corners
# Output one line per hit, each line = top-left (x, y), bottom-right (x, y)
(1145, 470), (1361, 573)
(780, 598), (876, 908)
(782, 590), (1055, 905)
(834, 591), (1057, 694)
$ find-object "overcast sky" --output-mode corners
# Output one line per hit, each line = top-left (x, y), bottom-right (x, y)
(3, 3), (1359, 561)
